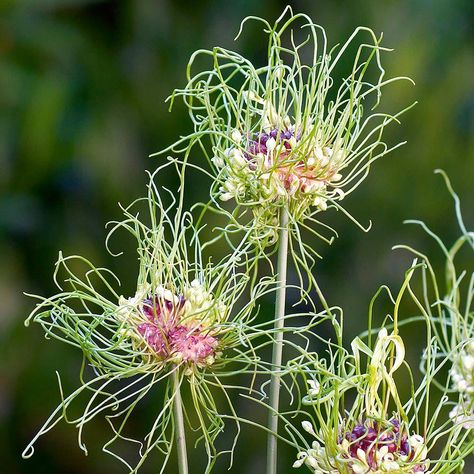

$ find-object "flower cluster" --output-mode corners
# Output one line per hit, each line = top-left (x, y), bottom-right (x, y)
(117, 280), (226, 368)
(25, 8), (474, 474)
(293, 439), (335, 474)
(450, 341), (474, 429)
(294, 419), (429, 474)
(451, 341), (474, 395)
(162, 14), (413, 249)
(213, 97), (346, 231)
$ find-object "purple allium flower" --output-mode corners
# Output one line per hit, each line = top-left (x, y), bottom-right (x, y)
(295, 418), (429, 473)
(338, 419), (428, 473)
(218, 119), (344, 215)
(169, 325), (218, 363)
(118, 281), (224, 367)
(137, 321), (168, 356)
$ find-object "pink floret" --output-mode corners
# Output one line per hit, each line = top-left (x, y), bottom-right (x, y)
(169, 326), (218, 363)
(137, 322), (168, 356)
(136, 293), (218, 365)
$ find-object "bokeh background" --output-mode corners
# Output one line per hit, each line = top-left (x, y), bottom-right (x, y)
(1, 0), (473, 472)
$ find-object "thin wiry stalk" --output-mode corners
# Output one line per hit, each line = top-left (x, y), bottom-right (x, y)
(172, 370), (189, 474)
(266, 207), (289, 474)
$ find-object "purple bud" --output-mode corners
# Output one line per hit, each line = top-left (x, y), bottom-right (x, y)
(164, 299), (173, 312)
(401, 439), (410, 455)
(142, 298), (160, 322)
(391, 418), (400, 430)
(177, 295), (186, 308)
(352, 425), (366, 439)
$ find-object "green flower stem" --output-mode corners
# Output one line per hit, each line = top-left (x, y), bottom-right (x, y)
(266, 207), (289, 474)
(172, 370), (189, 474)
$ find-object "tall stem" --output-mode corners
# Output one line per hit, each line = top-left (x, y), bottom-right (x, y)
(172, 370), (189, 474)
(266, 207), (289, 474)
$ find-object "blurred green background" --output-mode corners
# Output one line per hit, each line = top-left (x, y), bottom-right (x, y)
(1, 0), (473, 472)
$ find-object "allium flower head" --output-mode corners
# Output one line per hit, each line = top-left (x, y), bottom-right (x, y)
(294, 418), (428, 474)
(23, 167), (275, 471)
(449, 402), (474, 430)
(160, 7), (413, 246)
(293, 322), (431, 473)
(451, 341), (474, 397)
(217, 107), (345, 217)
(291, 262), (474, 474)
(117, 281), (225, 368)
(449, 341), (474, 430)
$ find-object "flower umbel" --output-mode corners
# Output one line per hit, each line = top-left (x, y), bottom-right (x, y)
(218, 116), (344, 216)
(118, 281), (224, 367)
(451, 341), (474, 398)
(290, 258), (474, 474)
(160, 8), (414, 246)
(450, 341), (474, 429)
(23, 166), (275, 472)
(294, 419), (428, 474)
